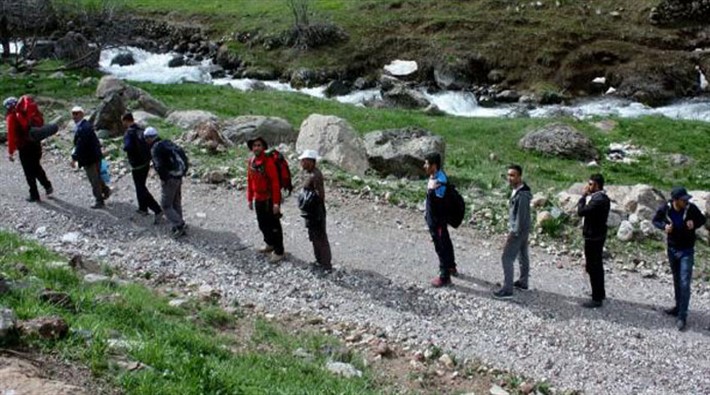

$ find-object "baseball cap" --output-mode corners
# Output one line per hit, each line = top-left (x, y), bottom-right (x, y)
(143, 127), (158, 138)
(298, 149), (320, 161)
(670, 186), (692, 201)
(71, 106), (85, 113)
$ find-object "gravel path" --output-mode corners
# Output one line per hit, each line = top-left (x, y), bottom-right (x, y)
(1, 151), (709, 394)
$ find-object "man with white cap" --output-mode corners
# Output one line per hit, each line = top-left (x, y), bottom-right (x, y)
(653, 186), (707, 331)
(4, 96), (53, 202)
(71, 106), (109, 209)
(298, 149), (332, 272)
(144, 127), (189, 238)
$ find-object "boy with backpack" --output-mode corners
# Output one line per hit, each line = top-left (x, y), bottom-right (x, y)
(423, 152), (458, 287)
(71, 106), (110, 209)
(4, 96), (54, 202)
(122, 112), (162, 221)
(247, 136), (285, 263)
(144, 127), (188, 238)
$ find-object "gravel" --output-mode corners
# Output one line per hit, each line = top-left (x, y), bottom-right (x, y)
(1, 150), (709, 394)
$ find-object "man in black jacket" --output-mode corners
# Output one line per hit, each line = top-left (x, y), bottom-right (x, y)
(144, 127), (188, 238)
(71, 106), (110, 209)
(122, 113), (161, 220)
(652, 187), (707, 331)
(577, 173), (611, 308)
(424, 152), (457, 288)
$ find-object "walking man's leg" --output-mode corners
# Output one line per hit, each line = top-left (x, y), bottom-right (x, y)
(19, 147), (40, 201)
(84, 162), (104, 207)
(669, 249), (681, 311)
(677, 252), (694, 323)
(499, 236), (522, 294)
(255, 200), (274, 249)
(585, 239), (605, 301)
(517, 235), (530, 287)
(160, 178), (184, 229)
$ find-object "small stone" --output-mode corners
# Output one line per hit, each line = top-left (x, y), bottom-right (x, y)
(168, 298), (188, 308)
(19, 315), (69, 340)
(198, 284), (221, 302)
(519, 382), (535, 394)
(84, 274), (112, 284)
(325, 361), (362, 378)
(39, 290), (73, 309)
(438, 353), (455, 369)
(489, 385), (510, 395)
(61, 232), (81, 244)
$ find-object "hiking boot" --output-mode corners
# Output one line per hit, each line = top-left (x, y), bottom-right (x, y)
(45, 186), (53, 197)
(91, 201), (105, 209)
(580, 299), (603, 309)
(664, 306), (679, 317)
(431, 276), (452, 288)
(449, 267), (459, 278)
(26, 196), (40, 203)
(102, 188), (112, 200)
(676, 319), (687, 332)
(513, 280), (529, 290)
(269, 253), (284, 263)
(171, 225), (187, 238)
(258, 245), (275, 254)
(492, 289), (513, 299)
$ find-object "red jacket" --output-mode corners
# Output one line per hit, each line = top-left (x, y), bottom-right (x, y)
(6, 110), (28, 155)
(6, 96), (43, 155)
(247, 153), (281, 204)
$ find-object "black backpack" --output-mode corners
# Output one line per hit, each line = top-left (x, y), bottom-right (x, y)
(444, 183), (466, 228)
(164, 141), (189, 177)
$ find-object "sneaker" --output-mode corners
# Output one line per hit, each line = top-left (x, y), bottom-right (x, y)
(492, 289), (513, 299)
(513, 280), (529, 290)
(431, 276), (452, 288)
(45, 187), (53, 197)
(449, 267), (459, 278)
(91, 201), (105, 209)
(269, 253), (284, 263)
(258, 245), (275, 254)
(580, 299), (603, 309)
(102, 188), (112, 200)
(26, 196), (40, 203)
(676, 319), (687, 332)
(664, 306), (679, 317)
(171, 225), (187, 238)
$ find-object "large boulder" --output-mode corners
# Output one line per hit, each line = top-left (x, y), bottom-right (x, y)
(54, 32), (98, 68)
(90, 93), (126, 138)
(519, 123), (598, 161)
(185, 121), (231, 153)
(606, 184), (666, 214)
(433, 63), (470, 90)
(110, 52), (136, 66)
(650, 0), (710, 25)
(214, 44), (242, 71)
(166, 110), (219, 130)
(363, 127), (445, 178)
(382, 85), (430, 109)
(137, 93), (169, 117)
(221, 116), (297, 146)
(95, 76), (168, 117)
(296, 114), (369, 176)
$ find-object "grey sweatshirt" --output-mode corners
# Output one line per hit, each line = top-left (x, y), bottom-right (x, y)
(508, 183), (532, 237)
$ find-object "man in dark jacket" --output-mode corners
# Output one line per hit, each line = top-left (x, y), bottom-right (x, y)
(298, 149), (332, 272)
(5, 96), (53, 202)
(71, 106), (109, 209)
(494, 164), (532, 299)
(424, 152), (457, 288)
(144, 127), (187, 238)
(577, 173), (611, 308)
(652, 187), (707, 331)
(122, 113), (161, 220)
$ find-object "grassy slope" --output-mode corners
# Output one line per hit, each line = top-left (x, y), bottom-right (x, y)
(0, 230), (380, 394)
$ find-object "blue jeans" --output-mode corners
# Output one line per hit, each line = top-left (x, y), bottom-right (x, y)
(668, 247), (694, 320)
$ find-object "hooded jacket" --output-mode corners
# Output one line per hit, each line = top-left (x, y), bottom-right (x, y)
(508, 183), (532, 237)
(652, 201), (707, 250)
(71, 119), (102, 168)
(577, 190), (611, 241)
(123, 123), (151, 169)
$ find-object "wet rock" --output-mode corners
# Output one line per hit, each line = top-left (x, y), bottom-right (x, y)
(382, 85), (430, 109)
(19, 316), (69, 340)
(297, 114), (369, 176)
(168, 55), (186, 68)
(423, 103), (445, 116)
(110, 52), (136, 66)
(324, 80), (352, 97)
(495, 90), (521, 103)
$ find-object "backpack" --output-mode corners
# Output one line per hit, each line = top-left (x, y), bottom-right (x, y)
(164, 141), (189, 177)
(444, 183), (466, 228)
(15, 95), (44, 130)
(264, 148), (293, 196)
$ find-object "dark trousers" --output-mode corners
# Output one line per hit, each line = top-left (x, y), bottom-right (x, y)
(501, 233), (530, 292)
(160, 177), (184, 228)
(429, 224), (456, 279)
(131, 166), (161, 214)
(584, 239), (606, 301)
(84, 161), (110, 204)
(255, 199), (284, 255)
(668, 247), (694, 321)
(18, 143), (52, 200)
(308, 213), (332, 268)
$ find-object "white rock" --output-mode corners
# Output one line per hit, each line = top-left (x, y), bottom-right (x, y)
(617, 221), (634, 241)
(383, 60), (418, 76)
(606, 211), (622, 228)
(61, 232), (82, 244)
(490, 385), (510, 395)
(35, 226), (48, 237)
(168, 298), (188, 308)
(325, 361), (362, 378)
(83, 273), (111, 284)
(592, 77), (606, 84)
(605, 87), (617, 95)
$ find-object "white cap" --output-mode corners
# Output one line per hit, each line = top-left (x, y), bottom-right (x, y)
(298, 149), (319, 161)
(143, 127), (158, 138)
(71, 106), (84, 113)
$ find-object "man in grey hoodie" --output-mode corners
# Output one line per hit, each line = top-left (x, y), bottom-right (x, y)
(494, 164), (532, 299)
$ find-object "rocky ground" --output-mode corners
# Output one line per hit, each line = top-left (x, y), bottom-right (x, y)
(1, 148), (709, 395)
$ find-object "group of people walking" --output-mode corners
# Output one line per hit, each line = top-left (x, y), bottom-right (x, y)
(425, 156), (708, 332)
(4, 94), (708, 331)
(4, 95), (332, 270)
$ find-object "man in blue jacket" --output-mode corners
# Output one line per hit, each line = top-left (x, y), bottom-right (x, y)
(71, 106), (110, 209)
(577, 174), (611, 308)
(652, 187), (707, 331)
(424, 152), (457, 287)
(122, 113), (161, 220)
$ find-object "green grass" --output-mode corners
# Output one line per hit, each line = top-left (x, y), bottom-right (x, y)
(0, 230), (380, 394)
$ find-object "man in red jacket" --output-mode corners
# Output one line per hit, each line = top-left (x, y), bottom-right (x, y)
(247, 136), (284, 263)
(4, 96), (53, 202)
